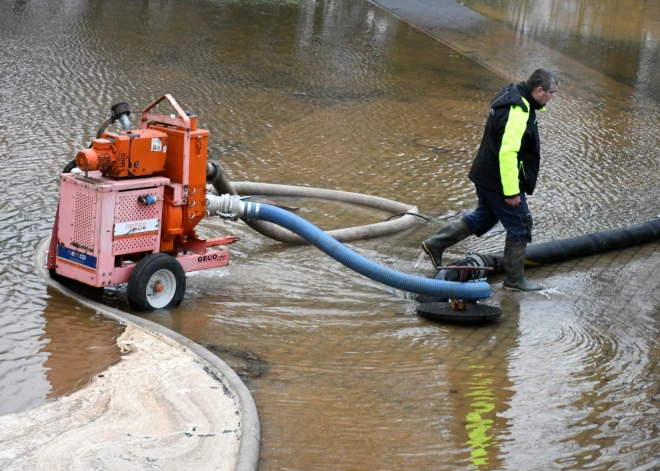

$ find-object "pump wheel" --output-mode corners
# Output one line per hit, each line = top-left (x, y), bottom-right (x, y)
(127, 253), (186, 311)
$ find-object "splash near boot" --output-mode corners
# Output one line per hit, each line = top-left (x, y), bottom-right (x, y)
(422, 218), (472, 269)
(502, 239), (543, 291)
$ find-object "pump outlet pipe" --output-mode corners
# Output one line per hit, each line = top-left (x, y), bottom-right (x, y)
(207, 194), (491, 301)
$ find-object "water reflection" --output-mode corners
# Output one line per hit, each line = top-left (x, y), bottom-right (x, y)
(0, 284), (122, 416)
(495, 259), (660, 470)
(40, 287), (123, 398)
(461, 0), (660, 94)
(465, 365), (497, 467)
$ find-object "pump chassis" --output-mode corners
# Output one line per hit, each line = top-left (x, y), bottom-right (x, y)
(47, 95), (236, 311)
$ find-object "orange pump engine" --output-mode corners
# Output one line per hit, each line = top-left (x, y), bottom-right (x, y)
(75, 129), (168, 178)
(47, 95), (236, 311)
(74, 95), (213, 254)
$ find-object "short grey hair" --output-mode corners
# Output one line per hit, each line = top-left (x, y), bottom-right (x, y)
(526, 69), (558, 91)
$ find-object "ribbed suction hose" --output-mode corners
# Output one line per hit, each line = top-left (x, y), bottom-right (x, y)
(206, 194), (491, 301)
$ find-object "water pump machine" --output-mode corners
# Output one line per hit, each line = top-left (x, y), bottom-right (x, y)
(47, 95), (237, 311)
(47, 95), (493, 314)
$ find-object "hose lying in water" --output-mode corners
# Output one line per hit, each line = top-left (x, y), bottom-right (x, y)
(206, 162), (420, 244)
(522, 217), (660, 265)
(207, 194), (492, 301)
(417, 217), (660, 303)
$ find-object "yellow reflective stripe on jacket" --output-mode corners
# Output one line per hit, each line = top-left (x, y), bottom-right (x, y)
(499, 97), (529, 196)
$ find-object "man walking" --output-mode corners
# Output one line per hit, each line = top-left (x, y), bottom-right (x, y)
(422, 69), (558, 291)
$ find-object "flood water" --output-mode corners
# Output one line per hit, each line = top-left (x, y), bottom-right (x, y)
(1, 0), (660, 469)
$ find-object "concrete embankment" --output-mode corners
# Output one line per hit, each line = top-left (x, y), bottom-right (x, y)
(0, 239), (260, 471)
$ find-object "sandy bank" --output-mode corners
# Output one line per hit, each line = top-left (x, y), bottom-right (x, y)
(0, 239), (260, 470)
(0, 324), (240, 470)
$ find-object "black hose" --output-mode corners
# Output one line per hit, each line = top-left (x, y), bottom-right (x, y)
(206, 161), (291, 242)
(96, 117), (112, 139)
(62, 158), (78, 174)
(520, 218), (660, 265)
(419, 218), (660, 304)
(383, 212), (431, 222)
(446, 218), (660, 269)
(206, 161), (237, 196)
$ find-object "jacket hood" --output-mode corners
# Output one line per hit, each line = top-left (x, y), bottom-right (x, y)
(489, 82), (540, 112)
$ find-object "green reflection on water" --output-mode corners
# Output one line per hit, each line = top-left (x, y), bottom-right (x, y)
(465, 364), (496, 468)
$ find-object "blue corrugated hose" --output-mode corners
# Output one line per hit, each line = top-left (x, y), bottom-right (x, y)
(255, 203), (491, 301)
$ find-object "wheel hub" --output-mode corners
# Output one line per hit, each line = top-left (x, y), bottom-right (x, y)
(146, 269), (177, 309)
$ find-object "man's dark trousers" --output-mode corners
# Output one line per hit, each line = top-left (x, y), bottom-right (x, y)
(463, 185), (532, 243)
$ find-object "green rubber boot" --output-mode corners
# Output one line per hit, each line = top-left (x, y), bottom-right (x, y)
(421, 218), (472, 269)
(502, 239), (543, 291)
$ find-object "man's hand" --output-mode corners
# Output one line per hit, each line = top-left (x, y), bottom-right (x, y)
(505, 196), (521, 206)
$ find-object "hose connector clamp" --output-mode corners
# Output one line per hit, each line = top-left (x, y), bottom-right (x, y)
(206, 194), (260, 220)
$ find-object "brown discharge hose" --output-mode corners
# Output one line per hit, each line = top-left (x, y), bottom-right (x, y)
(206, 162), (420, 244)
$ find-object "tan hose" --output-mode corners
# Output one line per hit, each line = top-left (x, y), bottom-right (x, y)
(207, 175), (420, 244)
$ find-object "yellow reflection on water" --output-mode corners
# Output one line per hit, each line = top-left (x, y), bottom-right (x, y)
(465, 364), (497, 467)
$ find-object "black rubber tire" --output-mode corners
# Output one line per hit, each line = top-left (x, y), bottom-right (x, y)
(127, 253), (186, 312)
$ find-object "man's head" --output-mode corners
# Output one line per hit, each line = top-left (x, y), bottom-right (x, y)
(526, 69), (558, 106)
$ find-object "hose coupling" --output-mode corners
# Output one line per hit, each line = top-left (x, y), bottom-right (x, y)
(206, 194), (261, 220)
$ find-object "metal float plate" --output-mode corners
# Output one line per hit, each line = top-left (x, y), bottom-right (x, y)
(416, 302), (502, 325)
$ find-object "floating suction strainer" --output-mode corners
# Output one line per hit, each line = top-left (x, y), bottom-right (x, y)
(416, 302), (502, 325)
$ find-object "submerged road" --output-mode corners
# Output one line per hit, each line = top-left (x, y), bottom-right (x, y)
(0, 0), (659, 469)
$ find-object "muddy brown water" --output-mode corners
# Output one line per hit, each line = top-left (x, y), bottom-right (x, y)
(1, 0), (659, 469)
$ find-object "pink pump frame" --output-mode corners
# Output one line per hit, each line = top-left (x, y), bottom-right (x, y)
(47, 95), (235, 289)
